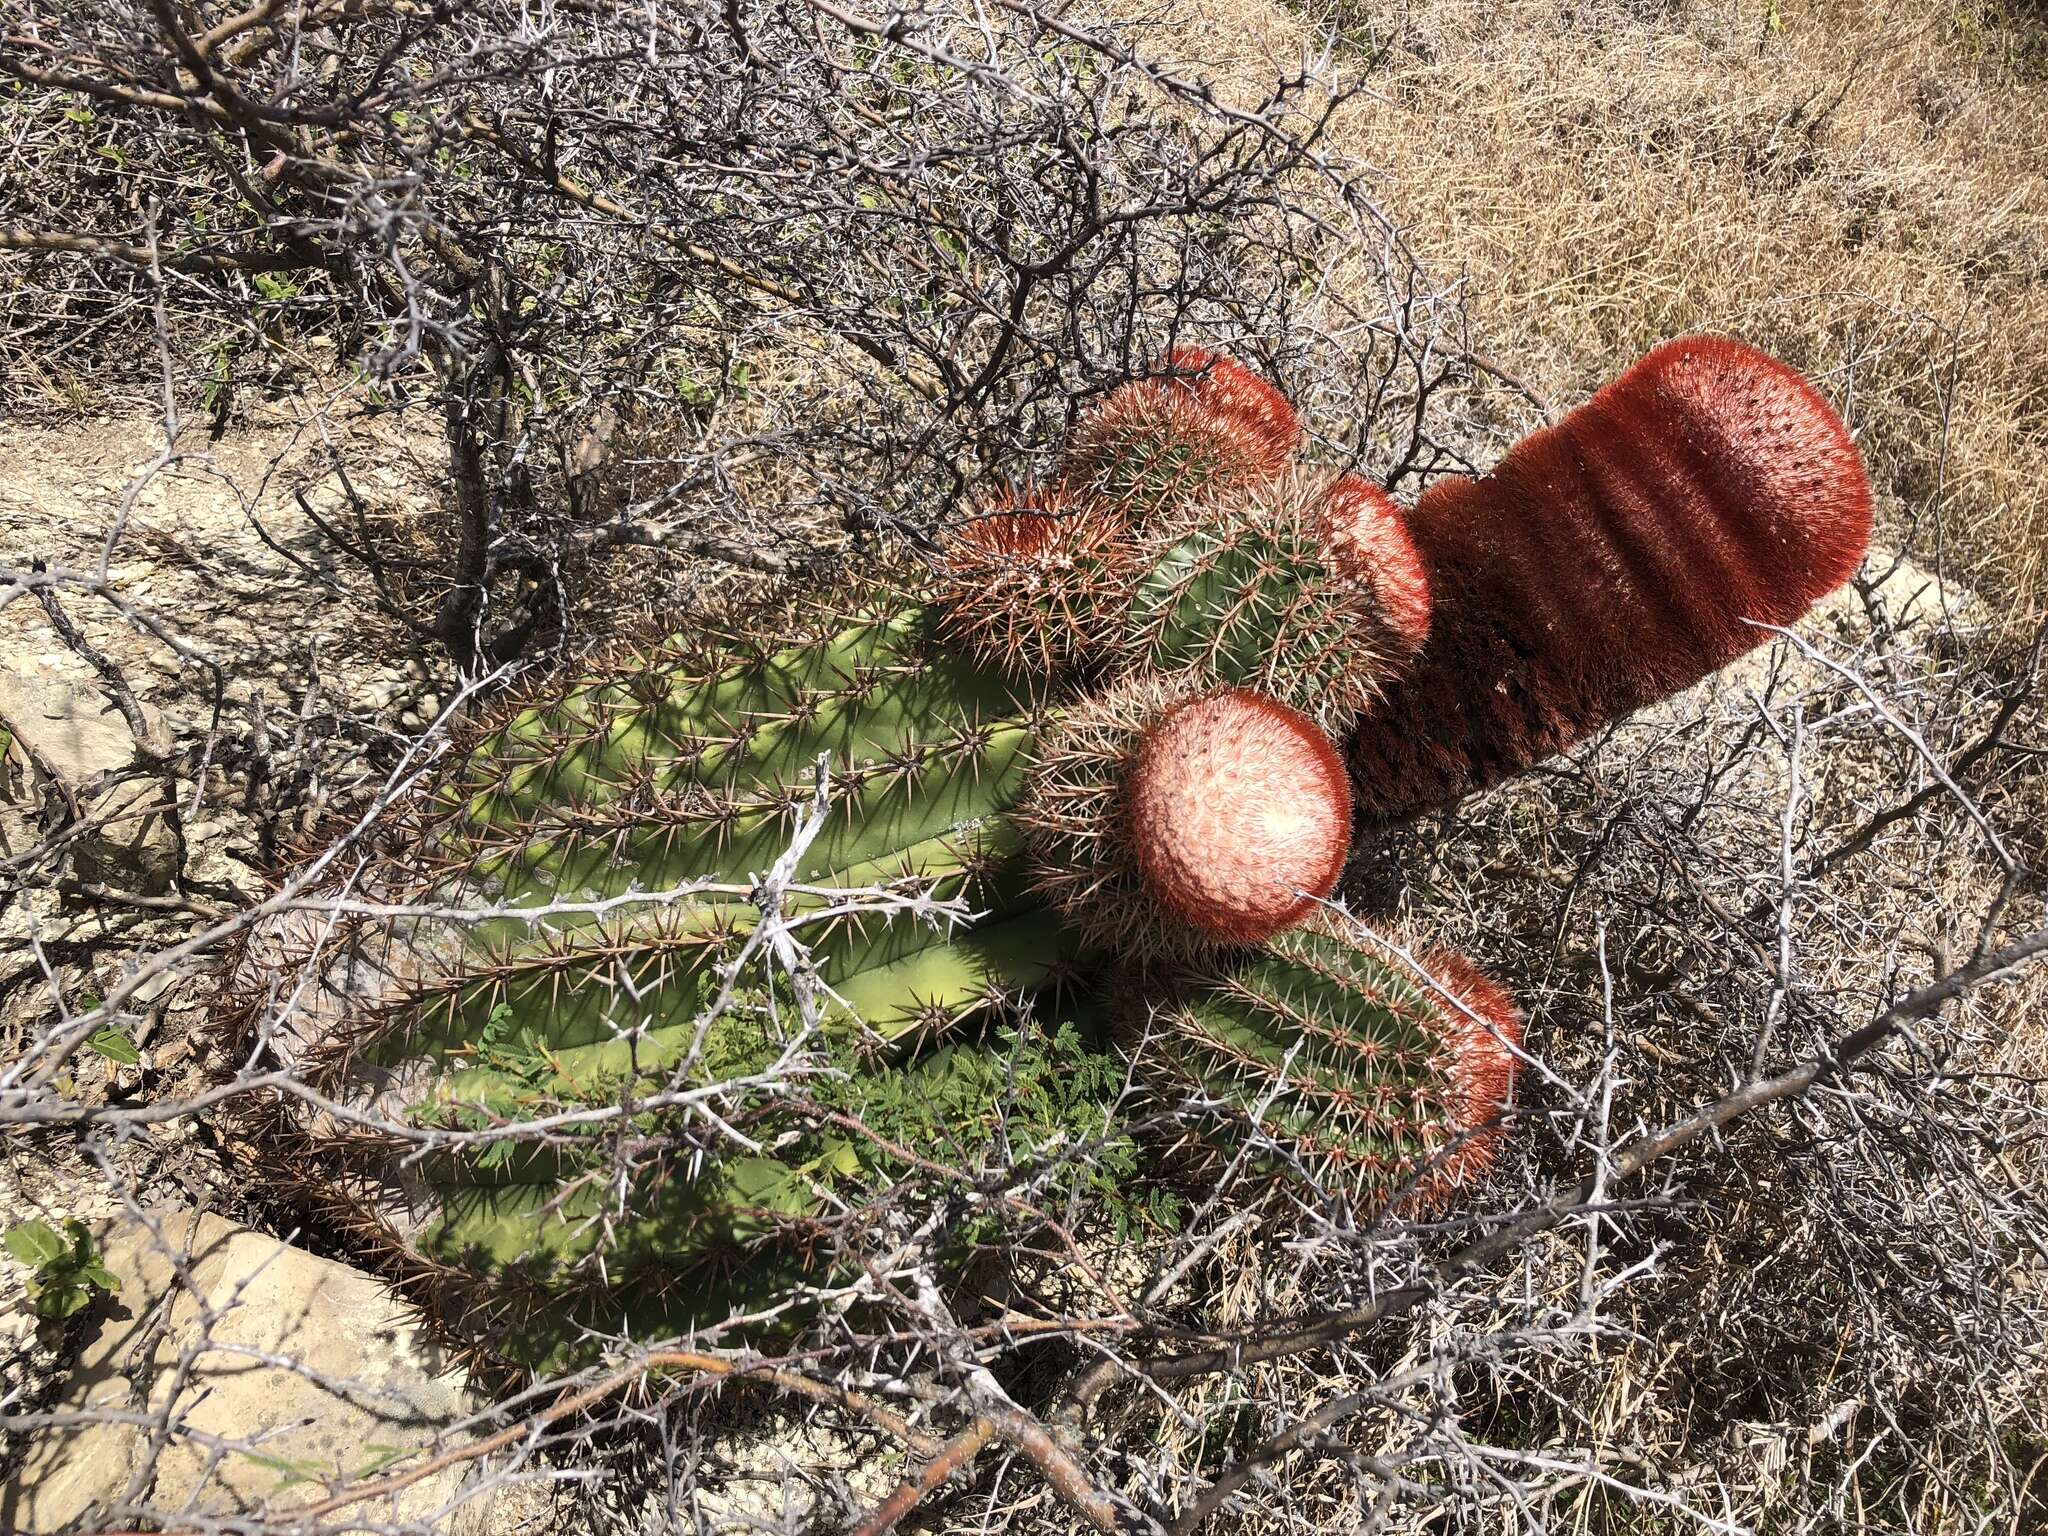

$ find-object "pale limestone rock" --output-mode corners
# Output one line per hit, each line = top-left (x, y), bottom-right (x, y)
(0, 658), (163, 783)
(3, 1208), (506, 1534)
(0, 658), (182, 893)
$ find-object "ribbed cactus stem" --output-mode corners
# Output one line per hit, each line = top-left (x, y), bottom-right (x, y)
(1148, 915), (1521, 1208)
(1060, 352), (1298, 524)
(1118, 472), (1426, 730)
(1348, 336), (1873, 817)
(244, 603), (1110, 1365)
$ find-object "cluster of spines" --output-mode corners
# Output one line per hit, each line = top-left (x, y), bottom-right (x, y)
(1146, 915), (1521, 1209)
(931, 488), (1133, 678)
(1117, 472), (1428, 730)
(1059, 346), (1300, 522)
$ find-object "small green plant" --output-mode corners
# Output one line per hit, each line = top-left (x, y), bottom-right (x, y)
(4, 1218), (118, 1320)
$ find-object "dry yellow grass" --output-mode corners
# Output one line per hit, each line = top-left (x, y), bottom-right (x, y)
(1152, 0), (2048, 613)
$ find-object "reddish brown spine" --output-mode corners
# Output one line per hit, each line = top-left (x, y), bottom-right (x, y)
(1349, 336), (1873, 817)
(1409, 947), (1522, 1203)
(1161, 346), (1303, 465)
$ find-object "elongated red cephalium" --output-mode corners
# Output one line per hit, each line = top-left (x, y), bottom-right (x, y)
(1348, 335), (1872, 816)
(1128, 687), (1351, 944)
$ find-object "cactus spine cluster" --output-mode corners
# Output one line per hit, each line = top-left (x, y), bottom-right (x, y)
(1059, 347), (1301, 520)
(1147, 915), (1521, 1206)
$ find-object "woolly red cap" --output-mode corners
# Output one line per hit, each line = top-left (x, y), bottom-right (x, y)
(1126, 688), (1351, 944)
(1572, 335), (1874, 650)
(1318, 473), (1433, 657)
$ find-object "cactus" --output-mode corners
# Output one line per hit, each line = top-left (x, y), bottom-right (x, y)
(1117, 471), (1429, 728)
(1321, 473), (1432, 658)
(931, 489), (1135, 678)
(1141, 914), (1521, 1208)
(1016, 678), (1352, 953)
(1059, 353), (1299, 523)
(1153, 346), (1304, 466)
(244, 340), (1586, 1374)
(1348, 336), (1873, 817)
(401, 603), (1079, 1058)
(389, 1018), (1136, 1368)
(244, 600), (1137, 1365)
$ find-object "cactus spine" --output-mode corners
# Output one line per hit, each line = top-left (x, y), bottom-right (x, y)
(1015, 679), (1353, 953)
(1144, 915), (1521, 1208)
(1118, 473), (1427, 729)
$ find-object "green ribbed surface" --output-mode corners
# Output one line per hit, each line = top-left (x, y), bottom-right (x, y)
(1122, 498), (1392, 726)
(342, 606), (1114, 1365)
(1163, 925), (1461, 1195)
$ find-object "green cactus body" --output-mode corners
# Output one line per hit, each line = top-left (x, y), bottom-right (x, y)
(385, 607), (1068, 1069)
(1119, 482), (1401, 730)
(252, 600), (1148, 1366)
(410, 1025), (1135, 1369)
(1149, 917), (1518, 1207)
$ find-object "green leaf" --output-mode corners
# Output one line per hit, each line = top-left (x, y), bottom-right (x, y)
(353, 1444), (413, 1478)
(239, 1450), (327, 1490)
(4, 1220), (65, 1269)
(32, 1283), (91, 1320)
(86, 1024), (140, 1066)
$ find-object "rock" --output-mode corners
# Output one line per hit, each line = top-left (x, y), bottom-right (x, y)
(0, 662), (183, 892)
(0, 661), (164, 785)
(2, 1208), (507, 1534)
(70, 777), (183, 895)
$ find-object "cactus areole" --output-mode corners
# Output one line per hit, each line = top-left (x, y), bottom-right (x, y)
(1127, 688), (1352, 944)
